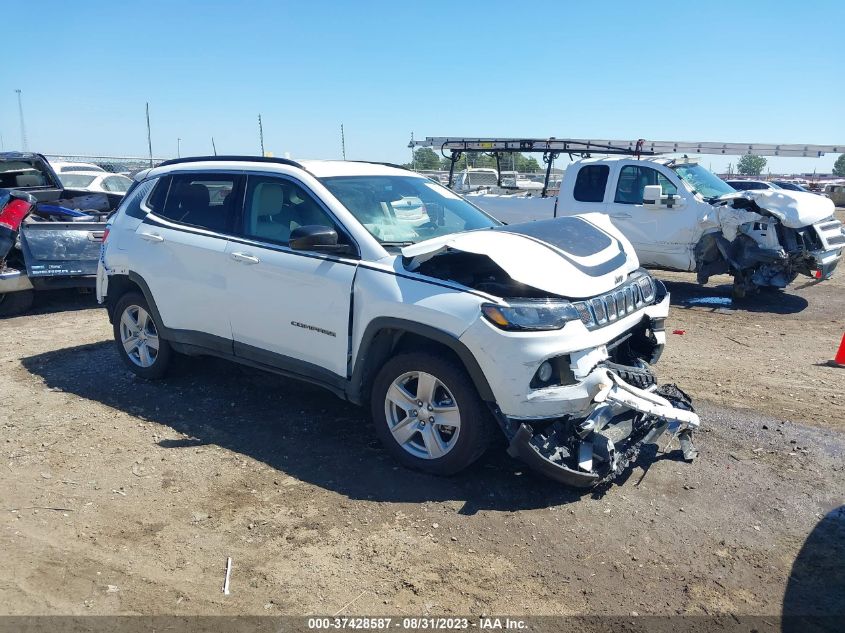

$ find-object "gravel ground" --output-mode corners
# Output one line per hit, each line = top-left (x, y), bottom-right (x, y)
(1, 228), (844, 618)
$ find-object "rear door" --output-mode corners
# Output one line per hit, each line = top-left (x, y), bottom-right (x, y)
(224, 173), (358, 383)
(604, 162), (694, 270)
(131, 171), (243, 348)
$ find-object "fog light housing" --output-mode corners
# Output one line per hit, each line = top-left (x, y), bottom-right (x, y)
(537, 361), (553, 383)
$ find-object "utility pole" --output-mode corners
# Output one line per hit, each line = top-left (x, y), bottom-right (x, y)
(340, 123), (346, 160)
(411, 132), (416, 171)
(258, 114), (265, 156)
(177, 137), (181, 158)
(145, 102), (153, 167)
(15, 89), (28, 151)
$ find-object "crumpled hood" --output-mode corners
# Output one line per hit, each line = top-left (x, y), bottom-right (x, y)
(402, 213), (639, 298)
(719, 190), (834, 228)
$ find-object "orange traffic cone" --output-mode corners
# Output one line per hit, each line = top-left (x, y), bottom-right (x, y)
(834, 333), (845, 368)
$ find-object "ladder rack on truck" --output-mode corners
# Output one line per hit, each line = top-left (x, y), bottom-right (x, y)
(410, 137), (845, 197)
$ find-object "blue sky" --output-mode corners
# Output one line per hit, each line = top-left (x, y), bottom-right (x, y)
(2, 0), (843, 174)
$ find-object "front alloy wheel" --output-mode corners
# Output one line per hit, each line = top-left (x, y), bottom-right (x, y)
(371, 352), (492, 476)
(385, 371), (461, 460)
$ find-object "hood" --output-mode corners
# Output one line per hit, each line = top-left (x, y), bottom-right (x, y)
(402, 213), (638, 298)
(720, 190), (834, 228)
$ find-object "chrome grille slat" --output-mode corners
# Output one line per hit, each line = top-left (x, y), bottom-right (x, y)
(572, 275), (657, 330)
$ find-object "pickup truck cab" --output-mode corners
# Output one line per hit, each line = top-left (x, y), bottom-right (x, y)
(97, 156), (700, 488)
(0, 152), (122, 315)
(469, 157), (844, 297)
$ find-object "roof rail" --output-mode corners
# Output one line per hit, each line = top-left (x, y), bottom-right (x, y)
(158, 155), (304, 169)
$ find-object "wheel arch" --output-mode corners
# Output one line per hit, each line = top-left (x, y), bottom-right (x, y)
(105, 271), (164, 328)
(347, 317), (495, 406)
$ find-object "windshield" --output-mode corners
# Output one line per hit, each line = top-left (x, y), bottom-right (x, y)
(60, 174), (97, 188)
(320, 175), (501, 245)
(672, 163), (735, 199)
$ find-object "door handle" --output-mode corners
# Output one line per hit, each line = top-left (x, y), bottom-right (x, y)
(139, 232), (164, 242)
(230, 252), (260, 265)
(611, 213), (632, 219)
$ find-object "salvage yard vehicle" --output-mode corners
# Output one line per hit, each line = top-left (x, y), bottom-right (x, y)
(0, 152), (120, 316)
(97, 156), (700, 487)
(413, 138), (845, 298)
(59, 172), (133, 195)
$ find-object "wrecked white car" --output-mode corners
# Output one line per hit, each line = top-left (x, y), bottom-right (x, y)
(99, 157), (699, 488)
(467, 157), (844, 298)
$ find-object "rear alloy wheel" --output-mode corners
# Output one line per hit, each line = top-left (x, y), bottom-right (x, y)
(371, 352), (491, 475)
(113, 292), (172, 379)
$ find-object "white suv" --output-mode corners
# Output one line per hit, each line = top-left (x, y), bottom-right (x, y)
(97, 156), (700, 488)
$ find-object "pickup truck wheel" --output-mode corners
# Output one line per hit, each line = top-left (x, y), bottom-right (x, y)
(113, 292), (172, 379)
(0, 290), (35, 317)
(371, 352), (491, 476)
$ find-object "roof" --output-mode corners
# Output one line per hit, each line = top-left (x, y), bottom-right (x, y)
(147, 156), (417, 179)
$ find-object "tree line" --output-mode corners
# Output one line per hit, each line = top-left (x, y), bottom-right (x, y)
(405, 147), (542, 173)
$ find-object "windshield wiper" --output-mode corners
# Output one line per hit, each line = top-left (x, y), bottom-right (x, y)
(380, 241), (416, 247)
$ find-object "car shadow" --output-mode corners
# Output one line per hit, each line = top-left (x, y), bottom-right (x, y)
(781, 505), (845, 632)
(0, 288), (99, 320)
(663, 280), (809, 315)
(21, 342), (586, 514)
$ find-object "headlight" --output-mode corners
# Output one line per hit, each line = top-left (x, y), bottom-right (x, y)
(481, 300), (581, 331)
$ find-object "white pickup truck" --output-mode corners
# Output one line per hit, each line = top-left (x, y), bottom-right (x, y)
(412, 138), (845, 298)
(467, 156), (844, 297)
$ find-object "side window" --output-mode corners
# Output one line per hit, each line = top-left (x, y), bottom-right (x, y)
(614, 166), (678, 205)
(573, 165), (609, 202)
(156, 173), (239, 233)
(242, 176), (338, 246)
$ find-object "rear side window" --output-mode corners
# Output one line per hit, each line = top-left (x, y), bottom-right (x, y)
(155, 173), (240, 233)
(573, 165), (609, 202)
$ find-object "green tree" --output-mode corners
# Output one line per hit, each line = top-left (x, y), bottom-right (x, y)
(437, 152), (542, 173)
(410, 147), (441, 170)
(833, 154), (845, 177)
(737, 154), (767, 176)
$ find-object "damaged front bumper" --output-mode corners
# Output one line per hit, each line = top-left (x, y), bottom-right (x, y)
(506, 367), (700, 488)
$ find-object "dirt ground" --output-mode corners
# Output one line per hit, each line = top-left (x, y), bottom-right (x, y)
(1, 216), (844, 618)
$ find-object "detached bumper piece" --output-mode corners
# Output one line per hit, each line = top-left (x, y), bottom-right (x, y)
(507, 368), (701, 488)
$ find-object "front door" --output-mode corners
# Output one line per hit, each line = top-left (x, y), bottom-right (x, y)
(605, 163), (694, 270)
(225, 174), (358, 383)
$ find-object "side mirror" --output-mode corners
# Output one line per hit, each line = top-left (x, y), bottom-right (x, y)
(643, 185), (684, 210)
(289, 225), (353, 255)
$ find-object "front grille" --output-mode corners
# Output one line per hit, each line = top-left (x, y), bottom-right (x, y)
(815, 219), (845, 250)
(573, 274), (656, 329)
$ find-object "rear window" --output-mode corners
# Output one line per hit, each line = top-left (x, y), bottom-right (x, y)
(573, 165), (609, 202)
(60, 174), (97, 188)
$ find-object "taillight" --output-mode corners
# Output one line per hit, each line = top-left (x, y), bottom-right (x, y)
(102, 227), (111, 242)
(0, 198), (33, 231)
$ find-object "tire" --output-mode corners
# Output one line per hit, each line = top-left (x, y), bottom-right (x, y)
(0, 289), (35, 317)
(370, 352), (492, 476)
(113, 292), (172, 379)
